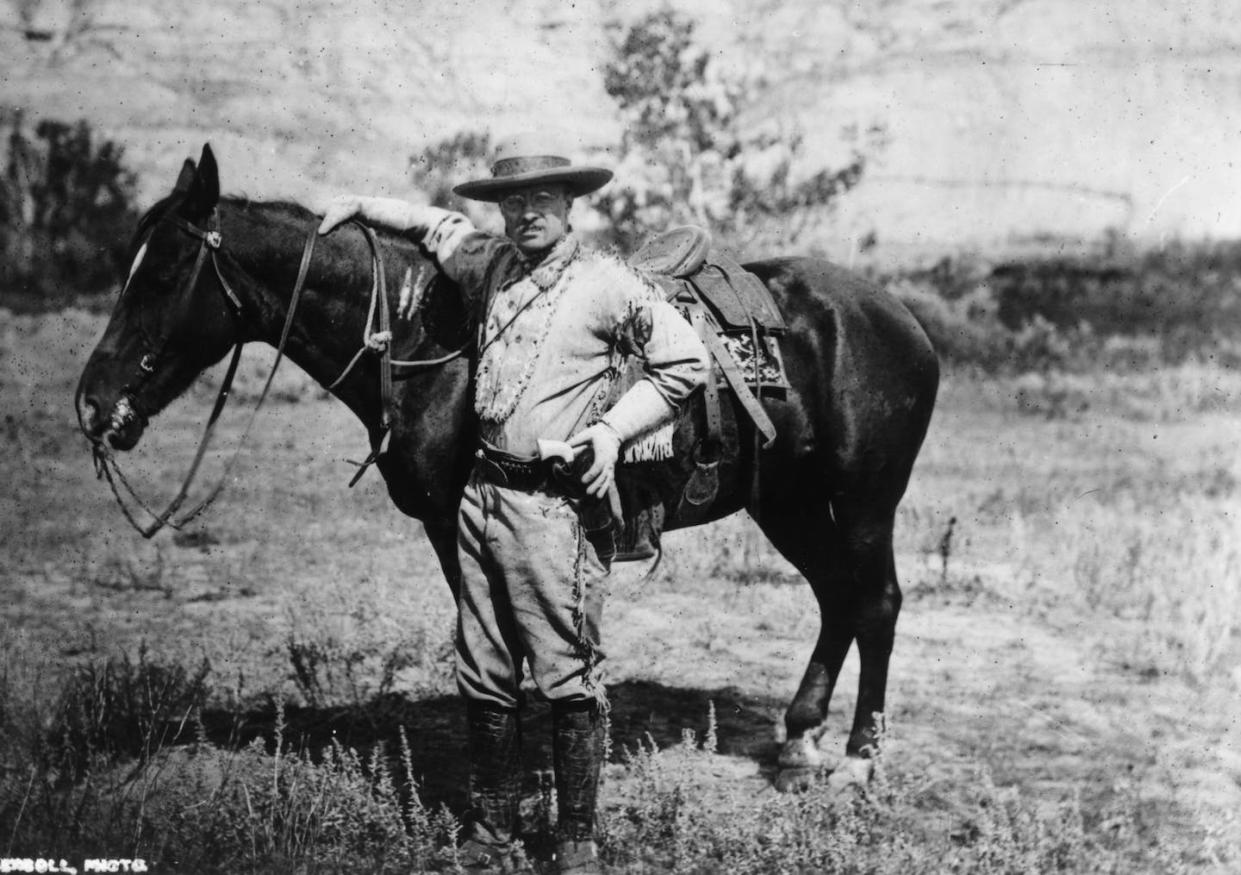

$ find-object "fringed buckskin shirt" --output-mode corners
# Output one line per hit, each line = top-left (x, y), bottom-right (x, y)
(424, 214), (709, 457)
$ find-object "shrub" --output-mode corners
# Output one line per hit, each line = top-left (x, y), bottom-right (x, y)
(0, 643), (458, 872)
(42, 646), (212, 781)
(987, 240), (1241, 359)
(888, 278), (1010, 370)
(0, 113), (140, 309)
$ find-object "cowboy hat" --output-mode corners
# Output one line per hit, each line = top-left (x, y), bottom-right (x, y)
(453, 131), (613, 202)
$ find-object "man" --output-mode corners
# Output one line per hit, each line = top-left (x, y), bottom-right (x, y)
(319, 132), (709, 874)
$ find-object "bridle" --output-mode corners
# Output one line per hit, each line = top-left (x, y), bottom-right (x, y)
(91, 207), (465, 539)
(90, 208), (314, 538)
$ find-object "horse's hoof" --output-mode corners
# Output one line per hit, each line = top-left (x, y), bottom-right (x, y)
(777, 734), (822, 769)
(825, 755), (874, 792)
(774, 766), (819, 793)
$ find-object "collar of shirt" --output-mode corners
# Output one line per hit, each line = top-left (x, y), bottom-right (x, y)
(516, 234), (581, 292)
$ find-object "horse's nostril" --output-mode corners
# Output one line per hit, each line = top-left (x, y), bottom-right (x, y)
(77, 394), (103, 437)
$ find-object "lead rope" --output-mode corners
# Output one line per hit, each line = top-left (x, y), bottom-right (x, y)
(97, 226), (318, 538)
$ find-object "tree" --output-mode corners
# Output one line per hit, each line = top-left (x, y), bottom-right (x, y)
(407, 130), (502, 235)
(591, 9), (874, 253)
(0, 114), (140, 306)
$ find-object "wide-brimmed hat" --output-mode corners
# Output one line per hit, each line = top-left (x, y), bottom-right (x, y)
(453, 132), (613, 202)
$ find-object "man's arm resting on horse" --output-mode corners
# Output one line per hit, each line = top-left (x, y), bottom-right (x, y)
(318, 195), (449, 236)
(319, 195), (485, 287)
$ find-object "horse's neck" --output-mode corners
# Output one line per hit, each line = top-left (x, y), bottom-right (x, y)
(221, 201), (394, 423)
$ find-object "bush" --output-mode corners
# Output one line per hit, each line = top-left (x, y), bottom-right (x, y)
(886, 237), (1241, 373)
(0, 113), (140, 309)
(0, 644), (458, 872)
(889, 279), (1010, 371)
(44, 646), (212, 781)
(987, 240), (1241, 357)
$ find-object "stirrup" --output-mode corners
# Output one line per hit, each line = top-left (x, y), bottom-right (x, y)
(681, 439), (720, 507)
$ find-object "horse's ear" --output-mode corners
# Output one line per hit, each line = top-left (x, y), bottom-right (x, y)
(182, 144), (220, 216)
(173, 158), (196, 194)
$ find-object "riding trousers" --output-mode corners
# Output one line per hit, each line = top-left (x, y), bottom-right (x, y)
(455, 466), (610, 710)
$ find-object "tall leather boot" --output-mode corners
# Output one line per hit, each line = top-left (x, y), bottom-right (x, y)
(551, 699), (604, 875)
(459, 701), (523, 873)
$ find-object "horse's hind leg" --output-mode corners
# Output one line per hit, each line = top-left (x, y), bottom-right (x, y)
(756, 498), (900, 793)
(831, 500), (901, 783)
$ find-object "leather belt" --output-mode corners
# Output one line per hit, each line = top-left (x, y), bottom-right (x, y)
(474, 444), (553, 492)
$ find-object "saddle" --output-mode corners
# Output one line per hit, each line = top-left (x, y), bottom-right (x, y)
(630, 225), (786, 332)
(629, 224), (788, 449)
(607, 226), (789, 561)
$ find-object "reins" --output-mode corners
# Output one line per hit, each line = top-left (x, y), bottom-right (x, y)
(95, 211), (466, 538)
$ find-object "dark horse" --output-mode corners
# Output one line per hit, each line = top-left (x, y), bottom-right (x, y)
(75, 146), (938, 792)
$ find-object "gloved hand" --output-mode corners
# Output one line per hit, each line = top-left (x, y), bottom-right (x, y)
(567, 422), (623, 499)
(317, 196), (446, 237)
(318, 195), (364, 235)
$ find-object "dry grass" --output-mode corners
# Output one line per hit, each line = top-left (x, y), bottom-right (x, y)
(1, 309), (1238, 871)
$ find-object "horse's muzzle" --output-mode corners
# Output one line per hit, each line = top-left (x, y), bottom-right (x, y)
(76, 388), (146, 451)
(103, 396), (146, 450)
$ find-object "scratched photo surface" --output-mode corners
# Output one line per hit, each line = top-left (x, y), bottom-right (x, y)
(1, 2), (1237, 872)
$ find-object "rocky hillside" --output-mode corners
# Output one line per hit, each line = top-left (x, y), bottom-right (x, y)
(4, 0), (1239, 261)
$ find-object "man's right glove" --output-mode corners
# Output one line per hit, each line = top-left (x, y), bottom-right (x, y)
(317, 195), (449, 237)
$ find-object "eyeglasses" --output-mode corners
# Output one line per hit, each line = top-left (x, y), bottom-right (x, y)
(498, 190), (564, 217)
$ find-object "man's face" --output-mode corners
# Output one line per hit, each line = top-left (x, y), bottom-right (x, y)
(498, 184), (572, 254)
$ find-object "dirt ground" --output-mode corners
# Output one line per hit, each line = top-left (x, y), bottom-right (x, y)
(2, 309), (1238, 866)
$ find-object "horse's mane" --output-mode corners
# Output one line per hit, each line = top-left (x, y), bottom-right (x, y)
(135, 193), (421, 255)
(211, 195), (470, 345)
(226, 195), (426, 257)
(132, 191), (457, 335)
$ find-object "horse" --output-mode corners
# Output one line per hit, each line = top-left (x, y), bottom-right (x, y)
(75, 145), (939, 793)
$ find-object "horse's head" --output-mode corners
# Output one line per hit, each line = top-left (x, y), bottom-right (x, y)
(76, 145), (242, 451)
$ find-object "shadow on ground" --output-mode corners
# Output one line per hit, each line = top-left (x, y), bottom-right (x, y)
(190, 680), (782, 813)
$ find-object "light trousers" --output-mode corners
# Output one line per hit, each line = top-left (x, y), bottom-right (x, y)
(455, 470), (609, 709)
